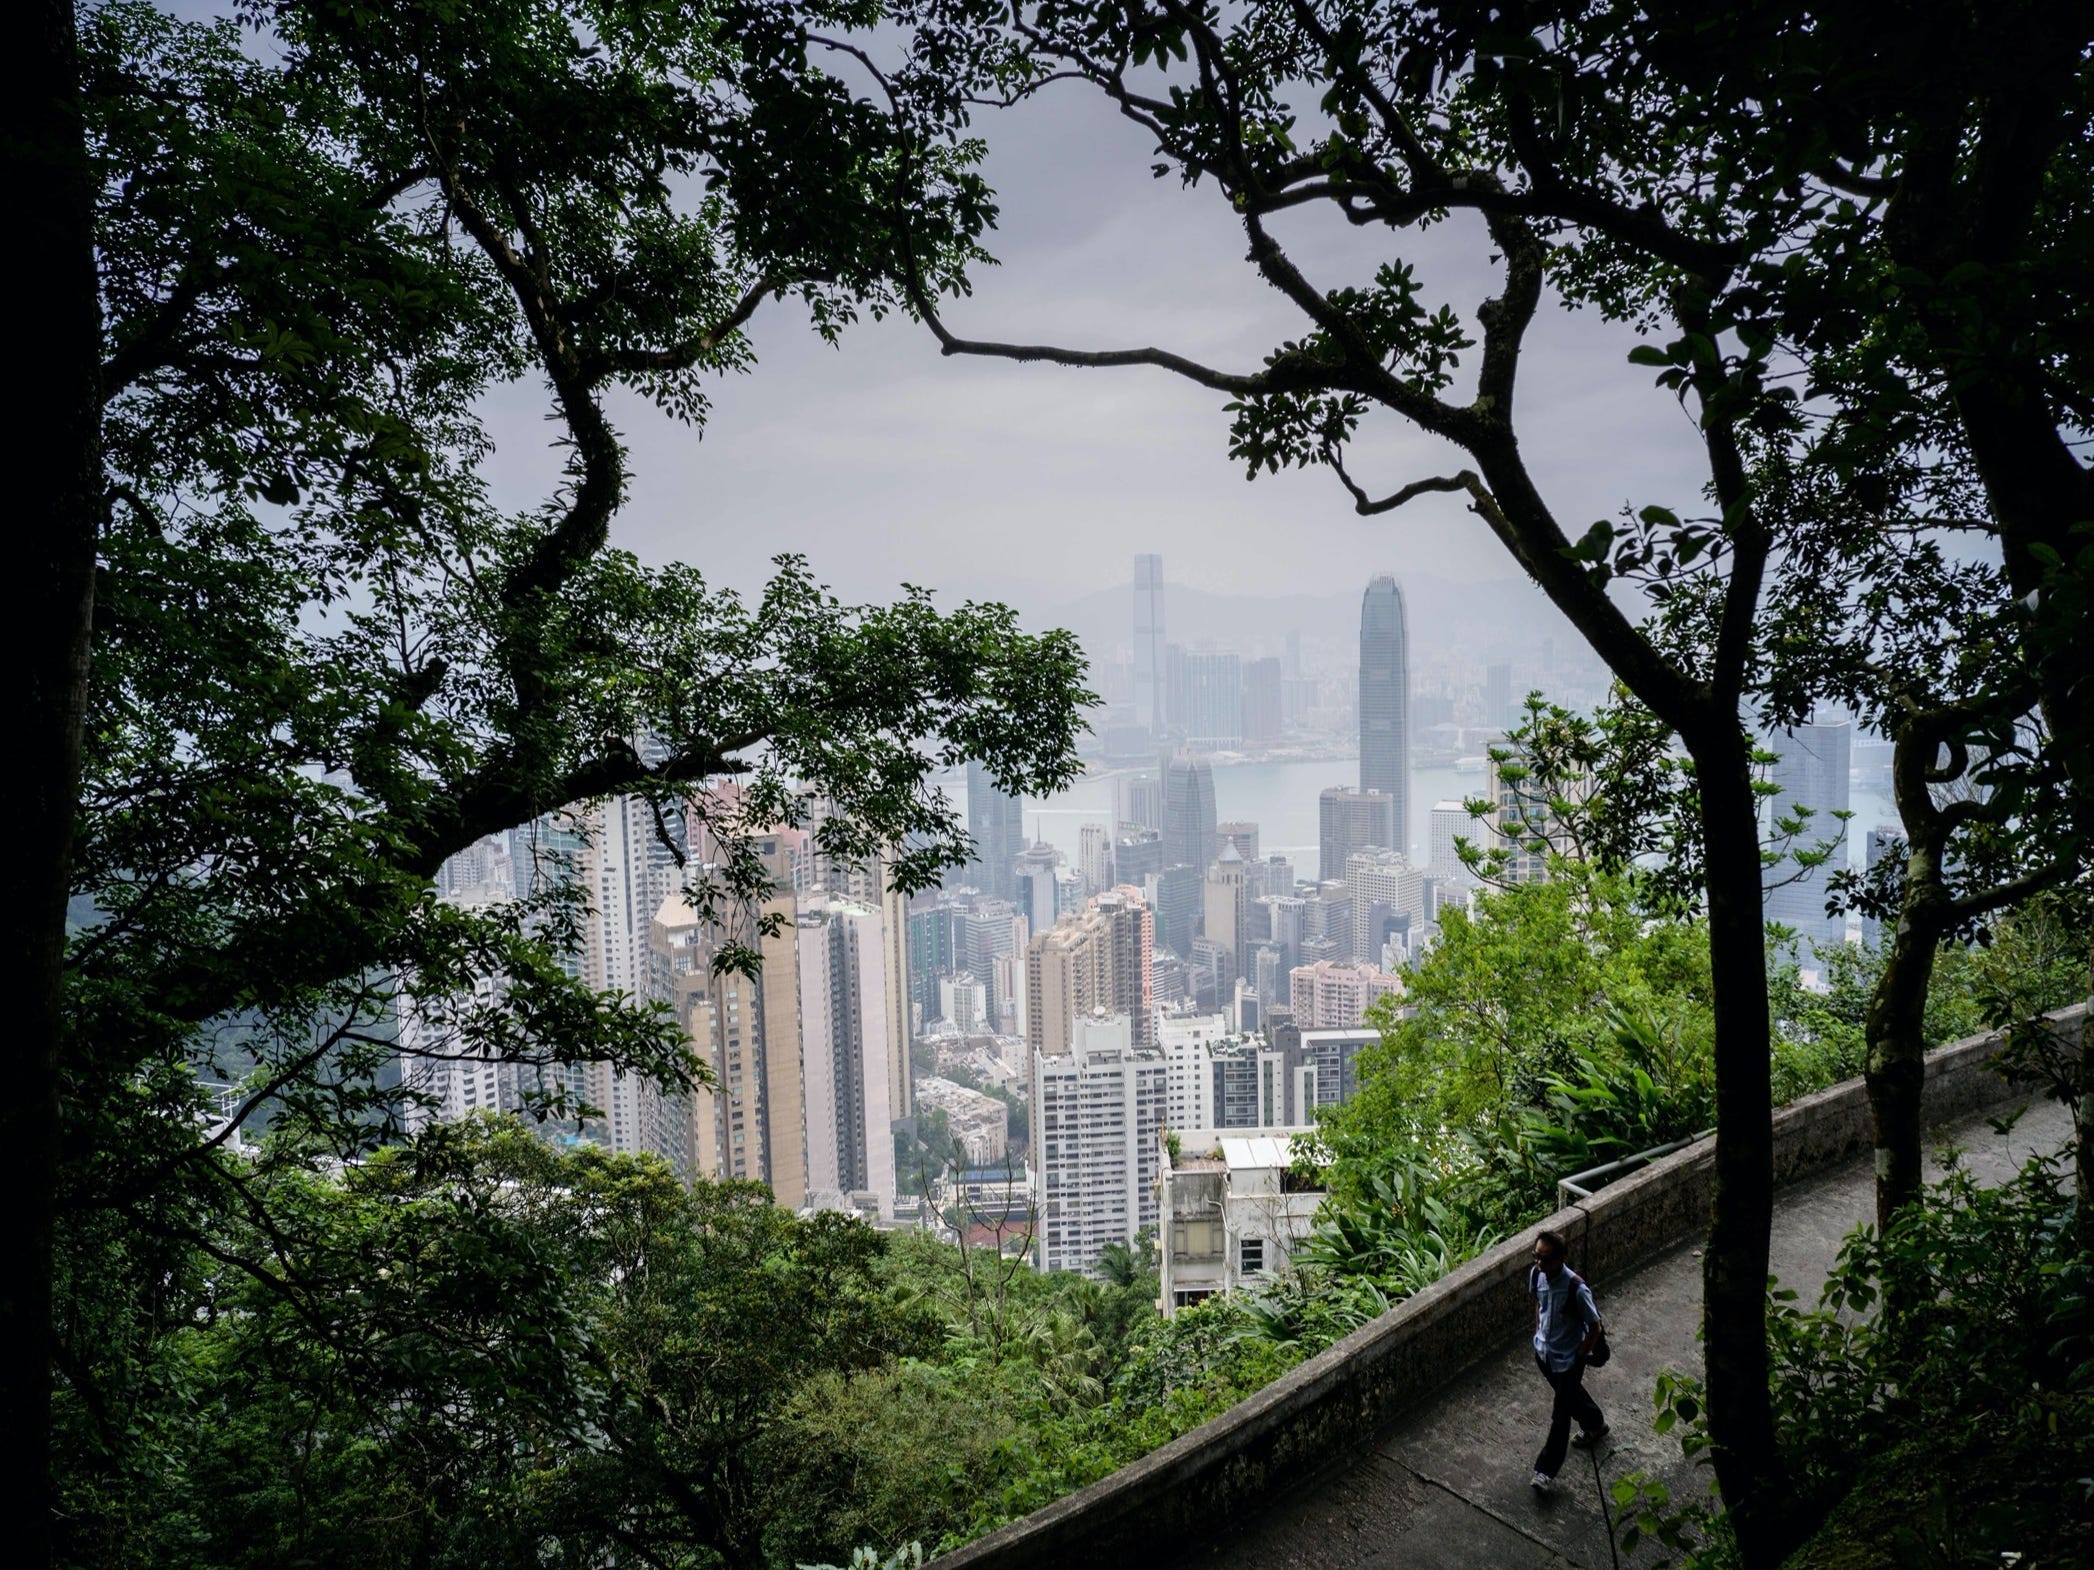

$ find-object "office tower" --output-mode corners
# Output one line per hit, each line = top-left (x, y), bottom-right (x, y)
(1116, 771), (1164, 833)
(1262, 852), (1295, 900)
(1262, 894), (1306, 973)
(1188, 936), (1232, 1007)
(1289, 959), (1402, 1028)
(1149, 948), (1188, 1007)
(1145, 863), (1203, 962)
(1345, 847), (1417, 963)
(1253, 945), (1285, 1007)
(1302, 883), (1354, 962)
(1763, 721), (1854, 952)
(1079, 821), (1113, 896)
(1165, 643), (1190, 731)
(1243, 657), (1284, 745)
(1033, 1012), (1168, 1276)
(1359, 575), (1411, 853)
(1162, 753), (1219, 870)
(1319, 785), (1397, 883)
(1217, 820), (1260, 862)
(1285, 629), (1302, 678)
(1134, 554), (1168, 739)
(964, 757), (1025, 902)
(653, 889), (808, 1205)
(1429, 800), (1472, 881)
(1014, 841), (1061, 936)
(797, 895), (899, 1212)
(1025, 891), (1154, 1054)
(1181, 653), (1244, 750)
(1486, 662), (1513, 728)
(906, 901), (953, 1027)
(1862, 825), (1901, 948)
(1203, 844), (1248, 985)
(1113, 828), (1164, 888)
(951, 898), (1018, 1026)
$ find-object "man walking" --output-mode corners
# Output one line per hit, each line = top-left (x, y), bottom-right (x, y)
(1529, 1228), (1607, 1492)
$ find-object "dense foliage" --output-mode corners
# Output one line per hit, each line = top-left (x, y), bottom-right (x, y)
(61, 1118), (1291, 1569)
(1615, 1148), (2094, 1569)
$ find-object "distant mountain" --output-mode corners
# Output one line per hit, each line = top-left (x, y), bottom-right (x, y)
(1039, 575), (1576, 660)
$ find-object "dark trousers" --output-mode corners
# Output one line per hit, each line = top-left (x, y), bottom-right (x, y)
(1533, 1354), (1604, 1478)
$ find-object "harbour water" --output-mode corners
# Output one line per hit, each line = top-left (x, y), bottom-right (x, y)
(967, 759), (1899, 883)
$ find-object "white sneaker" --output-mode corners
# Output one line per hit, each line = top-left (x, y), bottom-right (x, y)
(1531, 1471), (1554, 1492)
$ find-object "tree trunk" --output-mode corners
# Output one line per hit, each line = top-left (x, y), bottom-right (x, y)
(1690, 742), (1797, 1570)
(1863, 895), (1941, 1235)
(1, 3), (100, 1565)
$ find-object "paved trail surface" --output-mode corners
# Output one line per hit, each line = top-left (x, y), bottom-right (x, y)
(1166, 1095), (2071, 1570)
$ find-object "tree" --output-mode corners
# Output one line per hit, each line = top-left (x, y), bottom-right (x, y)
(32, 3), (1092, 1561)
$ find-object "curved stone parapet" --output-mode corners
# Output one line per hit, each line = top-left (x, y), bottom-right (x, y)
(938, 1004), (2086, 1569)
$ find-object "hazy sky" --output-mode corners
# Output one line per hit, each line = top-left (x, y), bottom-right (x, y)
(477, 66), (1721, 627)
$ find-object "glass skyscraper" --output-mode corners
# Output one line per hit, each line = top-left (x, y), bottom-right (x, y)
(1359, 575), (1411, 855)
(964, 757), (1025, 903)
(1134, 553), (1167, 739)
(1761, 720), (1852, 953)
(1161, 753), (1217, 872)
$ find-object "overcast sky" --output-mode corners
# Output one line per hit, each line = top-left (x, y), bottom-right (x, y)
(174, 1), (1721, 640)
(475, 68), (1720, 631)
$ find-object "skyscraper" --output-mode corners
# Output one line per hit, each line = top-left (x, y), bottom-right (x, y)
(1180, 652), (1243, 749)
(1203, 843), (1248, 984)
(1485, 662), (1513, 728)
(1359, 575), (1411, 854)
(1428, 800), (1472, 880)
(1162, 753), (1218, 871)
(1025, 891), (1154, 1054)
(1033, 1012), (1167, 1275)
(1134, 554), (1168, 739)
(651, 889), (808, 1205)
(965, 756), (1025, 902)
(1763, 721), (1853, 953)
(1318, 786), (1396, 883)
(1243, 656), (1284, 745)
(797, 895), (899, 1211)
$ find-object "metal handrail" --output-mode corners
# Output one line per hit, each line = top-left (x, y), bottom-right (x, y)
(1555, 1129), (1713, 1206)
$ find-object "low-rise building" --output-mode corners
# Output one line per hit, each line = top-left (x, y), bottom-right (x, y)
(914, 1074), (1011, 1165)
(1159, 1128), (1325, 1313)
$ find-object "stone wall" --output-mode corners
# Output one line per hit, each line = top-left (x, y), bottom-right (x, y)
(937, 1004), (2084, 1570)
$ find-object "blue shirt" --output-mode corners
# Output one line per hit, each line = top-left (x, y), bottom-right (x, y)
(1532, 1266), (1600, 1371)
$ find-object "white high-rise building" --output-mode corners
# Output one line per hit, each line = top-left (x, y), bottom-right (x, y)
(1157, 1008), (1232, 1130)
(1428, 800), (1472, 881)
(798, 895), (900, 1214)
(1032, 1012), (1168, 1276)
(574, 797), (696, 1170)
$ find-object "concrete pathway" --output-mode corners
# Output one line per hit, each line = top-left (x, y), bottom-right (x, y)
(1165, 1094), (2072, 1570)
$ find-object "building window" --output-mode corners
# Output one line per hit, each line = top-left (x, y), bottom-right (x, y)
(1240, 1236), (1265, 1276)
